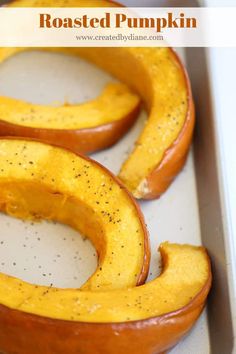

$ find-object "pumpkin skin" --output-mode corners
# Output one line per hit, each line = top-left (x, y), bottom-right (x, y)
(0, 241), (211, 354)
(2, 0), (194, 199)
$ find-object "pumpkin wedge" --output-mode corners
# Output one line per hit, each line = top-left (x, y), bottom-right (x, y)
(0, 138), (150, 290)
(74, 47), (194, 199)
(5, 0), (195, 199)
(0, 242), (211, 354)
(0, 48), (140, 154)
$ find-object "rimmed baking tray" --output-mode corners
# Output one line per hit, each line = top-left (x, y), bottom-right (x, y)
(0, 0), (234, 353)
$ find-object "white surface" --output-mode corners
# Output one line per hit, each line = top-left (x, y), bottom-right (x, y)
(0, 50), (210, 353)
(207, 47), (236, 351)
(207, 47), (236, 291)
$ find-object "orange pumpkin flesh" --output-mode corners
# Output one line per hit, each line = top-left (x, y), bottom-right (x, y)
(0, 82), (139, 131)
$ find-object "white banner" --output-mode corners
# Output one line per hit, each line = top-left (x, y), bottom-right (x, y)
(0, 7), (235, 47)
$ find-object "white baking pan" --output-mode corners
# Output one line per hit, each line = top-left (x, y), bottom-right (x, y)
(0, 1), (234, 353)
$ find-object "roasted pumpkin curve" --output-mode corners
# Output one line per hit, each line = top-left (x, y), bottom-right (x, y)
(0, 239), (211, 354)
(0, 242), (211, 323)
(0, 138), (150, 291)
(0, 48), (140, 154)
(3, 0), (194, 199)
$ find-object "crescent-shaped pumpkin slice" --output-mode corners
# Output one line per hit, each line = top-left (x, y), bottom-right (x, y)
(0, 138), (150, 290)
(0, 242), (211, 354)
(0, 47), (140, 154)
(74, 46), (195, 199)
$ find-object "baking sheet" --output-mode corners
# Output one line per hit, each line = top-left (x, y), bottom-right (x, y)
(0, 49), (211, 353)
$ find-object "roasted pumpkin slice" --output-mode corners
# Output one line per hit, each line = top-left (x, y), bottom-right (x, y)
(0, 138), (150, 290)
(74, 47), (195, 199)
(0, 243), (211, 354)
(0, 48), (140, 153)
